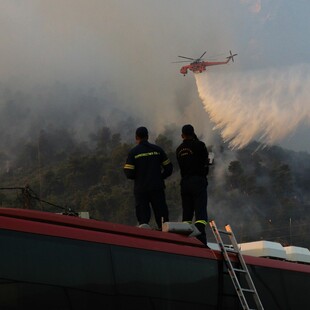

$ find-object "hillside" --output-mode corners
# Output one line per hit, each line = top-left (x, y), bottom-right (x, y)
(0, 126), (309, 248)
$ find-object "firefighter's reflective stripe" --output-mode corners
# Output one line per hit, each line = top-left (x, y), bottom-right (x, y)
(195, 220), (207, 226)
(134, 151), (160, 159)
(124, 164), (135, 170)
(162, 159), (171, 166)
(124, 140), (173, 190)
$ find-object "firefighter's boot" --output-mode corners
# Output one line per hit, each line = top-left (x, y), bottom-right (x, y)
(195, 222), (207, 246)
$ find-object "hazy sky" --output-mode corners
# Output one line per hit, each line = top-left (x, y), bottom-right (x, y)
(1, 0), (310, 151)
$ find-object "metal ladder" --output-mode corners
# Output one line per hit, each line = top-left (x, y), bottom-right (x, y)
(209, 220), (264, 310)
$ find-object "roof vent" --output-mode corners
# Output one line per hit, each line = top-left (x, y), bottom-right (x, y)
(239, 240), (286, 260)
(284, 246), (310, 264)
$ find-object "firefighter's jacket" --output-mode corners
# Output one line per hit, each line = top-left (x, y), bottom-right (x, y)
(124, 140), (173, 193)
(176, 138), (209, 178)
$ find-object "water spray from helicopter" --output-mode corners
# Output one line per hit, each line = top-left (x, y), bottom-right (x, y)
(195, 63), (310, 149)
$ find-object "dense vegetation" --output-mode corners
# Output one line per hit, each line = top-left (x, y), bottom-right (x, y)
(0, 125), (309, 248)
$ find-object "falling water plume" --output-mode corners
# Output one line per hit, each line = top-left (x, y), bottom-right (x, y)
(195, 65), (310, 149)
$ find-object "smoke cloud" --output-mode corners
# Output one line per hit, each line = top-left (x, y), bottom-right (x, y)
(195, 64), (310, 149)
(0, 0), (310, 151)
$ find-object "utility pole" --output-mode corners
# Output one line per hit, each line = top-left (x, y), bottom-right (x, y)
(289, 218), (292, 245)
(37, 132), (43, 210)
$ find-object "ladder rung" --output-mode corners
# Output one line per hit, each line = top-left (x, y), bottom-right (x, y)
(217, 229), (232, 235)
(241, 288), (255, 294)
(225, 247), (239, 254)
(233, 267), (247, 273)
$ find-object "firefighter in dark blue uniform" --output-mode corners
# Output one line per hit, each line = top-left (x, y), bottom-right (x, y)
(124, 127), (173, 229)
(176, 124), (209, 245)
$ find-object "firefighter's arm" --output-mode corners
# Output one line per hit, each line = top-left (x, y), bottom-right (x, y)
(123, 153), (135, 180)
(161, 157), (173, 179)
(203, 144), (209, 175)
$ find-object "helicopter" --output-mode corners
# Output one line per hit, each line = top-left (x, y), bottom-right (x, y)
(174, 50), (237, 76)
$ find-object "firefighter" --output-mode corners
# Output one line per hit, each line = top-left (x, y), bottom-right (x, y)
(176, 124), (209, 245)
(124, 127), (173, 229)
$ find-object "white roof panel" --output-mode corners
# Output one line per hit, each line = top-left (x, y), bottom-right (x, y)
(284, 246), (310, 263)
(239, 240), (287, 260)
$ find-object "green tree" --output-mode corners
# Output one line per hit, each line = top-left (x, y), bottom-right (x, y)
(270, 163), (294, 198)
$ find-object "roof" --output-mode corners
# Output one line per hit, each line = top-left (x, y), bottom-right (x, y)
(0, 208), (309, 274)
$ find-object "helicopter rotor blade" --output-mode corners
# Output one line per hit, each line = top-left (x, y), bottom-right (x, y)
(178, 56), (195, 60)
(198, 51), (207, 60)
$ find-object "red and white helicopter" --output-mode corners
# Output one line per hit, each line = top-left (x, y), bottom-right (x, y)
(174, 50), (237, 76)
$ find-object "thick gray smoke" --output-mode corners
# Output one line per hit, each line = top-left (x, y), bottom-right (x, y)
(0, 0), (220, 143)
(0, 0), (310, 151)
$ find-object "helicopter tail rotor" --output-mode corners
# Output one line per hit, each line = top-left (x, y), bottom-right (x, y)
(227, 50), (237, 62)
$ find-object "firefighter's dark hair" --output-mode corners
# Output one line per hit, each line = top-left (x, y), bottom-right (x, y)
(136, 126), (148, 139)
(182, 124), (195, 136)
